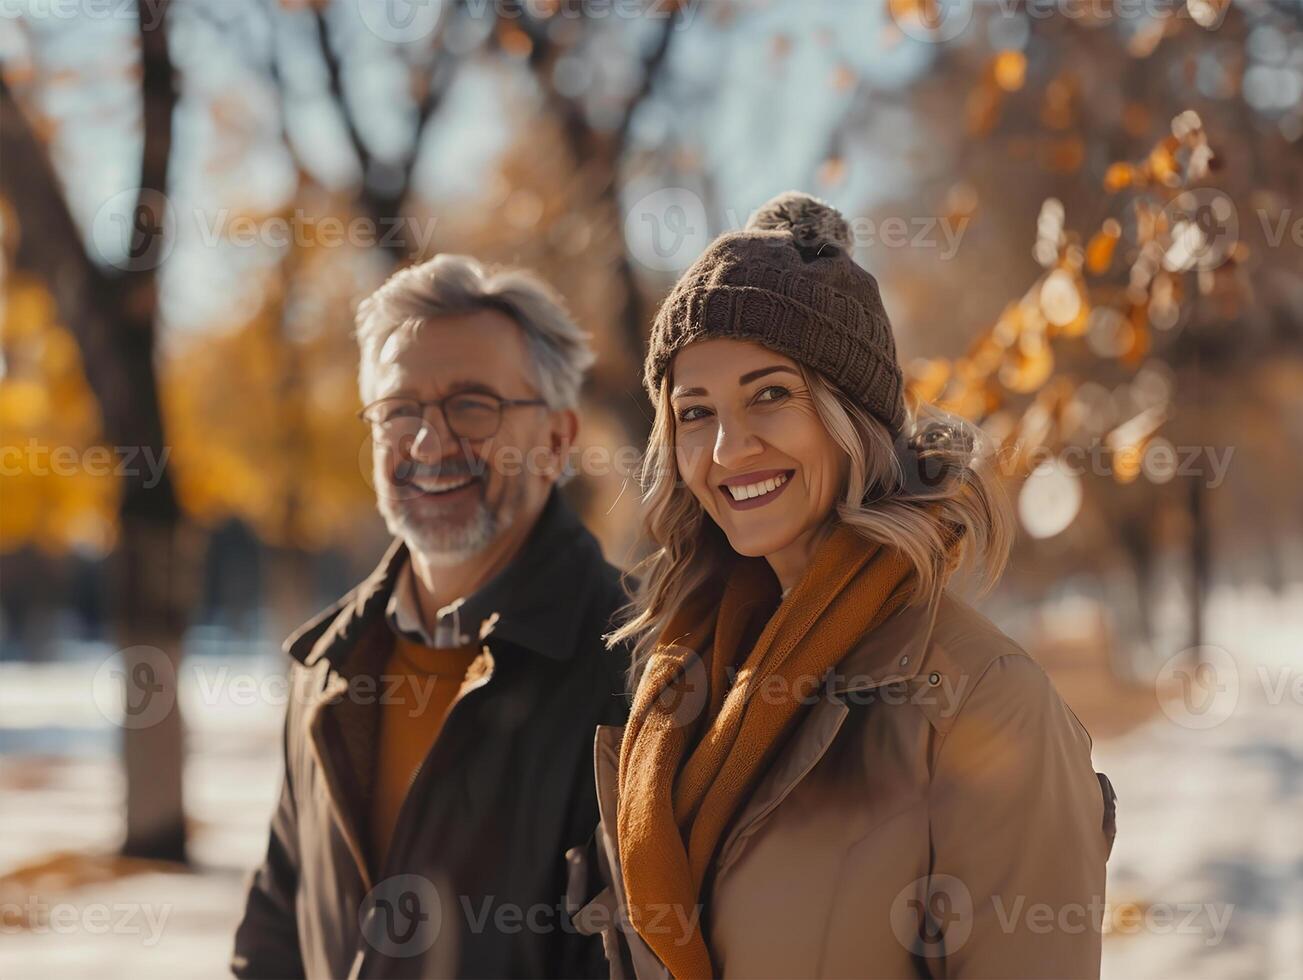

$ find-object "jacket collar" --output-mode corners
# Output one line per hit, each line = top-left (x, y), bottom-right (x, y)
(826, 589), (945, 694)
(283, 485), (606, 667)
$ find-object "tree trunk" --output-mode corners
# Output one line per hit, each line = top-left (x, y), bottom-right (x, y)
(1, 1), (190, 861)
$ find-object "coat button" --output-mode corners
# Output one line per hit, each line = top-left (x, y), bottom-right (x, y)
(928, 671), (941, 686)
(899, 655), (909, 666)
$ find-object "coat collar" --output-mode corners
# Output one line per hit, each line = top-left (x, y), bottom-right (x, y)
(283, 485), (608, 668)
(710, 592), (945, 880)
(825, 589), (945, 694)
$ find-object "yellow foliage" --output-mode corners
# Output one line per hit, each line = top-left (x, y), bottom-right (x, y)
(160, 231), (376, 550)
(0, 275), (119, 556)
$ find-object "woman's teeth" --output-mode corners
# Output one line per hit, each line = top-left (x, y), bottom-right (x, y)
(725, 472), (788, 501)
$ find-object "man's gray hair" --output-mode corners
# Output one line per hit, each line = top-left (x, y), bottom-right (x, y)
(354, 254), (595, 408)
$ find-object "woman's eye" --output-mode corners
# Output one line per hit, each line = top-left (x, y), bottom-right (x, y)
(754, 385), (790, 404)
(677, 406), (710, 423)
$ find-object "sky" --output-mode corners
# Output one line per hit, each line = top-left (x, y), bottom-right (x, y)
(1, 0), (960, 340)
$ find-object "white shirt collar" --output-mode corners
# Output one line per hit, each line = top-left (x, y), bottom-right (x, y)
(385, 558), (475, 647)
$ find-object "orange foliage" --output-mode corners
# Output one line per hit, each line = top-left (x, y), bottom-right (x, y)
(0, 274), (118, 556)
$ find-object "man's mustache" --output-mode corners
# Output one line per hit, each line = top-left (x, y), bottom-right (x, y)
(392, 454), (490, 485)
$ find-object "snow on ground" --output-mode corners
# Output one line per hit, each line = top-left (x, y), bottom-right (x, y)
(1094, 684), (1303, 978)
(1, 651), (283, 980)
(0, 586), (1300, 979)
(1093, 583), (1303, 980)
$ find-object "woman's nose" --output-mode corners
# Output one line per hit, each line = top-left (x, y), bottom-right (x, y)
(713, 416), (764, 470)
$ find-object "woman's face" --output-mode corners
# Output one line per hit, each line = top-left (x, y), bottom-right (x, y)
(670, 338), (849, 584)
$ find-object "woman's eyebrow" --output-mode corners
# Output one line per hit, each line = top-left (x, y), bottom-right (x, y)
(672, 365), (799, 399)
(738, 365), (800, 385)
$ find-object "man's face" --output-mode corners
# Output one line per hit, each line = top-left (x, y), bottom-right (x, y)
(366, 309), (575, 566)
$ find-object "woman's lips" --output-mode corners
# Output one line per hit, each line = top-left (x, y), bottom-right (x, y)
(719, 469), (795, 511)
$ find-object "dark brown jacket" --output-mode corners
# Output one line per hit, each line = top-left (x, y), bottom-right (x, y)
(232, 487), (631, 979)
(572, 591), (1118, 978)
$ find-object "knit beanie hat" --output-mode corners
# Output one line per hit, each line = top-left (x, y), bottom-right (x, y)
(643, 191), (907, 435)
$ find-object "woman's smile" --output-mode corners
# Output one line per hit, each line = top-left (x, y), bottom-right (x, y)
(718, 468), (795, 510)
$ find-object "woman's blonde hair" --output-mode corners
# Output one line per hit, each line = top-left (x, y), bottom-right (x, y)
(606, 359), (1014, 685)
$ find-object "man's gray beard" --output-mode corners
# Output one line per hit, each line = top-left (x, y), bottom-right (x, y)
(376, 474), (519, 568)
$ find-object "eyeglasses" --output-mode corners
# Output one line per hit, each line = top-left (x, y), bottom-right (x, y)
(358, 392), (547, 442)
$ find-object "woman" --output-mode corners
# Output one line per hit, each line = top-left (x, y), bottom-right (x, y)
(570, 192), (1117, 979)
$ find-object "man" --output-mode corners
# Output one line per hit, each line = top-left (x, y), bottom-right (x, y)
(232, 255), (631, 978)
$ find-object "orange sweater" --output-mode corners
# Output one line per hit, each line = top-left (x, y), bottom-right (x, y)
(369, 632), (481, 875)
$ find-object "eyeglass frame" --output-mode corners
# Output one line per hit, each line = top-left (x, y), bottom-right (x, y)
(357, 389), (549, 442)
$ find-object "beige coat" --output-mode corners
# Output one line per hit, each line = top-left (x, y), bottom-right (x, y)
(568, 591), (1117, 979)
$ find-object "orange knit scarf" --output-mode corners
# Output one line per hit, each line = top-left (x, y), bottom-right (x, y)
(616, 523), (917, 978)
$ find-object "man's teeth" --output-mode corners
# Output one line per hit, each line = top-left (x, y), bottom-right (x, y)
(411, 475), (476, 494)
(726, 472), (788, 501)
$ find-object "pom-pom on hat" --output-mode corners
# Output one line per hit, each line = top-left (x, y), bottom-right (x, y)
(643, 190), (906, 435)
